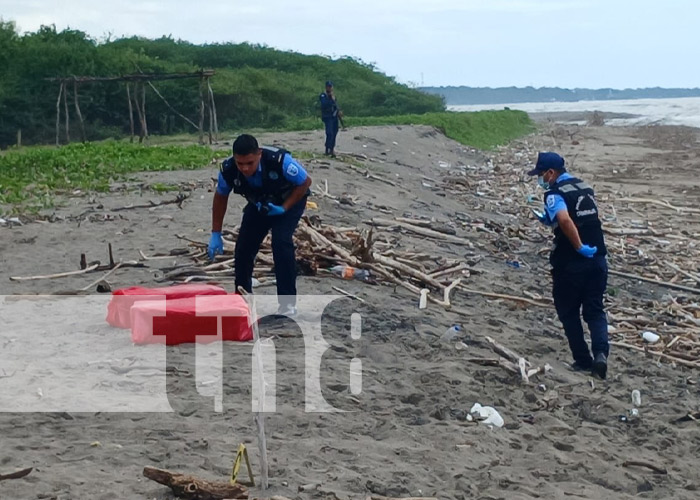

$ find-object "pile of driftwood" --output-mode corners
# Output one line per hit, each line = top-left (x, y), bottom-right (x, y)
(151, 214), (551, 317)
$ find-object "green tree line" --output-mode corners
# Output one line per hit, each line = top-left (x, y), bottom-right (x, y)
(0, 21), (444, 148)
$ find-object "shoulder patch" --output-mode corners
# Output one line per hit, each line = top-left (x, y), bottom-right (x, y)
(547, 196), (556, 209)
(286, 164), (299, 177)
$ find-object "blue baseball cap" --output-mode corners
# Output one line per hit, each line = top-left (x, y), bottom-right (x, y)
(527, 152), (566, 176)
(325, 80), (333, 87)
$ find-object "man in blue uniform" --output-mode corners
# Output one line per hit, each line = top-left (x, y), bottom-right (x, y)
(319, 80), (341, 157)
(530, 152), (609, 379)
(208, 134), (312, 316)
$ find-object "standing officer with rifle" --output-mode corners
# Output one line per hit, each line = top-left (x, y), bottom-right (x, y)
(319, 80), (344, 157)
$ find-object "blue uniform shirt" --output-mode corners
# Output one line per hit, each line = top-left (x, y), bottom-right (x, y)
(319, 92), (338, 119)
(543, 172), (573, 225)
(216, 153), (308, 196)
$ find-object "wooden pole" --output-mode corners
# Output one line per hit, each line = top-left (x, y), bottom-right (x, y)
(132, 83), (145, 143)
(55, 82), (63, 146)
(198, 78), (205, 145)
(141, 82), (148, 139)
(206, 88), (213, 145)
(144, 80), (198, 130)
(73, 80), (87, 142)
(62, 81), (70, 143)
(207, 78), (219, 140)
(237, 287), (269, 491)
(16, 129), (21, 148)
(126, 83), (135, 143)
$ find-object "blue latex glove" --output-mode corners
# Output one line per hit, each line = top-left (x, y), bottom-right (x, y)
(208, 231), (224, 260)
(577, 244), (597, 258)
(266, 203), (286, 216)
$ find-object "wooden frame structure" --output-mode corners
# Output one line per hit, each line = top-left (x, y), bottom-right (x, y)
(47, 70), (218, 145)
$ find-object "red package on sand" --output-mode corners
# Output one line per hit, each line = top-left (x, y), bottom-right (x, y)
(106, 284), (228, 329)
(130, 294), (252, 345)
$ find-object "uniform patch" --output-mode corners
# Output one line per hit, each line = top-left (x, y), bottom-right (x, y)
(547, 196), (556, 209)
(286, 164), (299, 177)
(269, 171), (279, 180)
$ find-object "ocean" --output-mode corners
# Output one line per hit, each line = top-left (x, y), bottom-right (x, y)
(448, 96), (700, 128)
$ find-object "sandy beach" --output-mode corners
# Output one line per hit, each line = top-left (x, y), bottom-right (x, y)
(2, 120), (700, 500)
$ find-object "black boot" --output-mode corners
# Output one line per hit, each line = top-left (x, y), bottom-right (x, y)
(592, 352), (608, 379)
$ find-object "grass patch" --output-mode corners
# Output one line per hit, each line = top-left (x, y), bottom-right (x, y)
(283, 110), (535, 150)
(0, 141), (228, 210)
(148, 182), (182, 193)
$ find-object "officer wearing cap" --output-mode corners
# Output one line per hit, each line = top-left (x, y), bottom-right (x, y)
(208, 134), (312, 317)
(319, 80), (341, 156)
(529, 152), (609, 379)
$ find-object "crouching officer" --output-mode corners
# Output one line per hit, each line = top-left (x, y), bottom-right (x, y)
(529, 152), (609, 379)
(208, 134), (312, 316)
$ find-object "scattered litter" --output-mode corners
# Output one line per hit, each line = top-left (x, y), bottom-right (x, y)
(631, 389), (642, 406)
(441, 325), (462, 342)
(419, 288), (429, 309)
(641, 331), (660, 344)
(469, 403), (504, 428)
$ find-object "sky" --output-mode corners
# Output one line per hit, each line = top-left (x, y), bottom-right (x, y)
(1, 0), (698, 89)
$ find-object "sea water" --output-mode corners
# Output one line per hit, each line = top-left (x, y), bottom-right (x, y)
(449, 96), (700, 128)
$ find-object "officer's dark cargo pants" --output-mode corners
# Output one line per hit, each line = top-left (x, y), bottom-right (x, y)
(552, 256), (609, 366)
(234, 198), (306, 307)
(323, 116), (339, 152)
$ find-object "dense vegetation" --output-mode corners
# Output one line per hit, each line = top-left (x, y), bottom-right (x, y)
(0, 142), (229, 209)
(0, 21), (444, 148)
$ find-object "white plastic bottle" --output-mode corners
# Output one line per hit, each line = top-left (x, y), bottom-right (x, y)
(441, 325), (462, 342)
(631, 390), (641, 407)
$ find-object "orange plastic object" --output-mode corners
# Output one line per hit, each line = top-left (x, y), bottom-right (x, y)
(130, 294), (252, 345)
(106, 284), (228, 329)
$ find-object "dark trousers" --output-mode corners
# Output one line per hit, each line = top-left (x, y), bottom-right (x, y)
(552, 256), (609, 366)
(234, 198), (306, 306)
(323, 117), (339, 151)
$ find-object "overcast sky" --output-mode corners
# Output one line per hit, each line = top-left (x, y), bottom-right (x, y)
(1, 0), (697, 89)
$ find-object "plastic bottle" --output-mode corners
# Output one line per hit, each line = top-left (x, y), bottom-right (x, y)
(441, 325), (462, 342)
(631, 390), (641, 407)
(330, 265), (370, 281)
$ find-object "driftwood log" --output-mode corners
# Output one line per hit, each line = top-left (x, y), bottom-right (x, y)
(622, 460), (668, 475)
(365, 496), (438, 500)
(142, 466), (248, 499)
(370, 217), (474, 246)
(0, 467), (33, 481)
